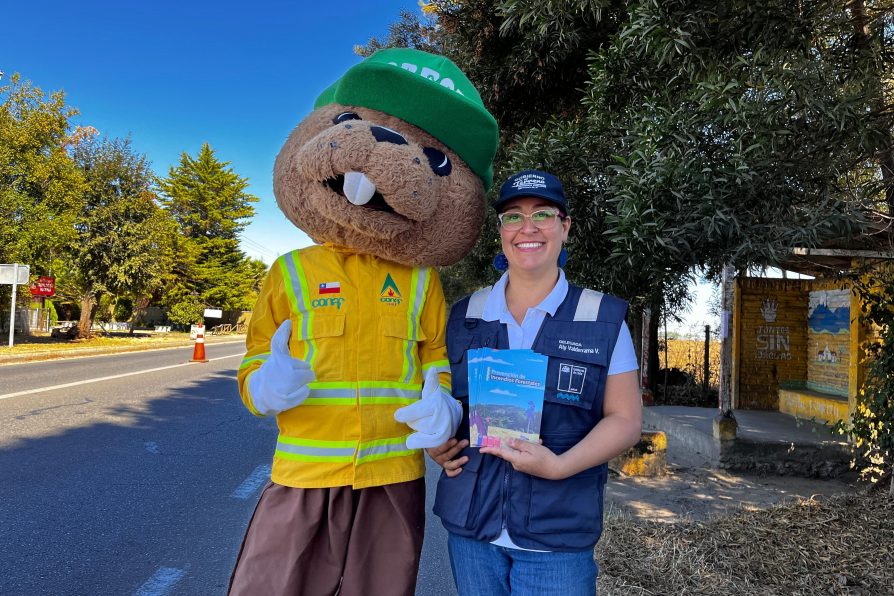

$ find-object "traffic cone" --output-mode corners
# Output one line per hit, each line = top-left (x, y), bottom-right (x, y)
(191, 324), (209, 363)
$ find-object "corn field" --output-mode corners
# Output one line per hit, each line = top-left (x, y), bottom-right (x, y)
(660, 338), (721, 387)
(654, 336), (722, 407)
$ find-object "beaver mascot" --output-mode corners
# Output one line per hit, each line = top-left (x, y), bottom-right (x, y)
(230, 48), (498, 596)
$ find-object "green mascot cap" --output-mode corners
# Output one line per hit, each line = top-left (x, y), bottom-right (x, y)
(315, 48), (499, 190)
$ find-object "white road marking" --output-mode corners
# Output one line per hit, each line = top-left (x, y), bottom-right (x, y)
(133, 566), (187, 596)
(231, 464), (272, 499)
(0, 353), (243, 401)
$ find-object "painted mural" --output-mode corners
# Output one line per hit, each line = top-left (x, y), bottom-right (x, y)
(807, 289), (850, 395)
(808, 291), (850, 357)
(809, 291), (850, 333)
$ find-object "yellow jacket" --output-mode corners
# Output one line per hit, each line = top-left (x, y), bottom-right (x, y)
(238, 244), (451, 489)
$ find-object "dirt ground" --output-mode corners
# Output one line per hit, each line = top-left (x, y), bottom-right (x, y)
(604, 441), (863, 522)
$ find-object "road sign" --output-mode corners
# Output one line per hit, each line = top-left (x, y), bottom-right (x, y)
(30, 276), (56, 297)
(203, 308), (223, 318)
(0, 264), (30, 285)
(2, 264), (30, 348)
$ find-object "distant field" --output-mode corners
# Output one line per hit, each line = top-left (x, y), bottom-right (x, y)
(663, 338), (721, 387)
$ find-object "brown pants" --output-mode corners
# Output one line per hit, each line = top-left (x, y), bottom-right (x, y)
(229, 479), (425, 596)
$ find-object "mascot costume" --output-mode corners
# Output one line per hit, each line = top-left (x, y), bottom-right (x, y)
(229, 48), (498, 596)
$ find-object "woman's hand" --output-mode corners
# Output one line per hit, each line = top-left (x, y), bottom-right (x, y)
(426, 438), (469, 477)
(480, 438), (566, 480)
(485, 371), (642, 480)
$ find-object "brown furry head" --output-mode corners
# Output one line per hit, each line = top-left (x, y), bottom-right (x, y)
(273, 104), (486, 267)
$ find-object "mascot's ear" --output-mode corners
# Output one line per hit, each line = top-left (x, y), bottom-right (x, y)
(313, 47), (499, 191)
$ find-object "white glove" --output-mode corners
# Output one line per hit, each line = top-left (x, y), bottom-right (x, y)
(247, 320), (315, 416)
(394, 368), (462, 449)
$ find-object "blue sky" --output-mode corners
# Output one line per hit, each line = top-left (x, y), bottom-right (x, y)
(2, 0), (422, 264)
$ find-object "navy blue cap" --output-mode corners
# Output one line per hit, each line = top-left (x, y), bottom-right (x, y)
(493, 169), (568, 214)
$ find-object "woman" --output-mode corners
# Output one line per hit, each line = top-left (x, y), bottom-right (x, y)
(429, 169), (643, 596)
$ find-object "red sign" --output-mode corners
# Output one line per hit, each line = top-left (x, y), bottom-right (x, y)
(30, 276), (56, 297)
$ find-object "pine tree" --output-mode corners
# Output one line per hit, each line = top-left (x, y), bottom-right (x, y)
(158, 143), (261, 312)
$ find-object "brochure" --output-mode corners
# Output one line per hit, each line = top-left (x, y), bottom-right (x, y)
(467, 348), (548, 448)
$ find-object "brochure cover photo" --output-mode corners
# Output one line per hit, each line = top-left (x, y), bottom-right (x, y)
(467, 348), (548, 447)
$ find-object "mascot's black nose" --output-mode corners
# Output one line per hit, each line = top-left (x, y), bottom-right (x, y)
(370, 126), (408, 145)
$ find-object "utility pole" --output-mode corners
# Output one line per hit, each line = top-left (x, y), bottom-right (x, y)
(9, 263), (18, 348)
(713, 264), (738, 440)
(702, 324), (711, 402)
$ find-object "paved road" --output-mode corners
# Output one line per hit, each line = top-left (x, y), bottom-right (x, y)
(0, 345), (457, 596)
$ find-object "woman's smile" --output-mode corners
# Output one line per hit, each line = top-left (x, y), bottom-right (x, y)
(515, 241), (545, 251)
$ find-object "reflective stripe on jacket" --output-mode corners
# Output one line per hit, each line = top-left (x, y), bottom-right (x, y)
(238, 244), (451, 489)
(433, 283), (628, 551)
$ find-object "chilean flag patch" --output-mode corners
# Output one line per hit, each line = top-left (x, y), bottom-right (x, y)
(319, 282), (341, 294)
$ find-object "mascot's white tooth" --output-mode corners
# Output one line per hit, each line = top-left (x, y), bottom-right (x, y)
(343, 171), (377, 205)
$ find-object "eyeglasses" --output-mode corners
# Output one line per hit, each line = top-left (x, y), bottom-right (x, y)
(497, 208), (563, 231)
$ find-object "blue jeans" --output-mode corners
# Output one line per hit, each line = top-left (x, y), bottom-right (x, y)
(447, 532), (598, 596)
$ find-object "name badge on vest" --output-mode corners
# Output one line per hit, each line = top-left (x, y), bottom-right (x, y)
(556, 338), (600, 357)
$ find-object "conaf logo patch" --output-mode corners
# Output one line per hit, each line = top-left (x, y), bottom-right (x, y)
(380, 273), (402, 305)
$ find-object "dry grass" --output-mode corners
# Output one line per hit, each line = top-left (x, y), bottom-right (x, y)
(597, 491), (894, 595)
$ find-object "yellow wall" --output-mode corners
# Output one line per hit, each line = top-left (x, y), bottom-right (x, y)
(735, 278), (810, 410)
(734, 275), (869, 423)
(778, 388), (849, 422)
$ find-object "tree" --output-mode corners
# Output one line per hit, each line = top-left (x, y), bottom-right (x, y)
(358, 3), (629, 304)
(836, 265), (894, 496)
(167, 300), (205, 327)
(0, 73), (84, 272)
(576, 0), (891, 387)
(355, 9), (444, 58)
(590, 0), (889, 273)
(65, 136), (176, 337)
(368, 1), (892, 394)
(359, 2), (629, 147)
(426, 0), (627, 141)
(847, 0), (894, 214)
(434, 1), (890, 288)
(158, 143), (261, 312)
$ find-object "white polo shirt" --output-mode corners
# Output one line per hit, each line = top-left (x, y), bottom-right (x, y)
(481, 270), (638, 373)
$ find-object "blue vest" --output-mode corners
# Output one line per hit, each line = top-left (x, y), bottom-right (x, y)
(433, 283), (628, 551)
